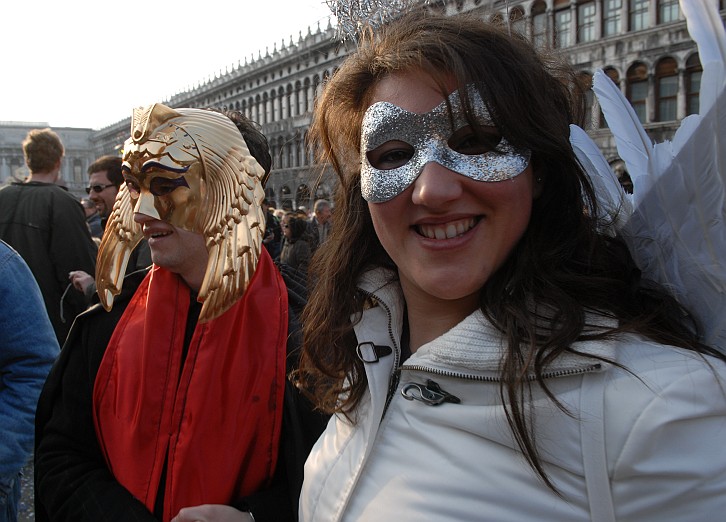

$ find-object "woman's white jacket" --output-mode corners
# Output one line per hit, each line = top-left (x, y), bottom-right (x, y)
(300, 269), (726, 522)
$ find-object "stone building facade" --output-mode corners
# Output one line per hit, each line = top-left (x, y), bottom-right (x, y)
(3, 0), (723, 204)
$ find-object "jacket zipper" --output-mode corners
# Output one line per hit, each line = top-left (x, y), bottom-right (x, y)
(399, 363), (603, 383)
(397, 363), (602, 406)
(356, 289), (401, 418)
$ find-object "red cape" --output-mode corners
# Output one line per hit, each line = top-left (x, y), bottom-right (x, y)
(93, 252), (287, 520)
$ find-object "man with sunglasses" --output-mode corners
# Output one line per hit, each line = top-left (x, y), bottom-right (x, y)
(69, 156), (151, 299)
(0, 128), (97, 345)
(86, 155), (124, 225)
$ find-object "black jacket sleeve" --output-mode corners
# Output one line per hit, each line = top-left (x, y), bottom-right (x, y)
(34, 270), (155, 522)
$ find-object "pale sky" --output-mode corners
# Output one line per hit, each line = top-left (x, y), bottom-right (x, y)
(2, 0), (334, 130)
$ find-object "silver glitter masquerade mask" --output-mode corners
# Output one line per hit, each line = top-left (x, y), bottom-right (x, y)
(360, 86), (531, 203)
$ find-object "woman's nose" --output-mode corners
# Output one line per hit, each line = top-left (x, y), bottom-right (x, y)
(411, 162), (463, 207)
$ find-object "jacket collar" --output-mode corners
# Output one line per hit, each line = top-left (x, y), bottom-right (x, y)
(356, 267), (615, 375)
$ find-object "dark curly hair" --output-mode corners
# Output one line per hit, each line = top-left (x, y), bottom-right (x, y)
(88, 155), (123, 187)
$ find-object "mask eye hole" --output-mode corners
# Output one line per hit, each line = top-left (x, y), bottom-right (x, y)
(366, 140), (415, 170)
(124, 177), (141, 199)
(448, 125), (502, 155)
(149, 176), (189, 196)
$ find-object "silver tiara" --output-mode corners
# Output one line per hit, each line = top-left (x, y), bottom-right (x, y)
(325, 0), (430, 41)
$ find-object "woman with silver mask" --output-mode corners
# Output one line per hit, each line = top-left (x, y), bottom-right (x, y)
(296, 6), (726, 522)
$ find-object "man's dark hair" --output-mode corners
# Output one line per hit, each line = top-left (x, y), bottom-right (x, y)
(88, 155), (123, 188)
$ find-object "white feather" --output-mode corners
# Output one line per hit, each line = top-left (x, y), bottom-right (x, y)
(591, 0), (726, 353)
(592, 70), (653, 203)
(569, 124), (632, 234)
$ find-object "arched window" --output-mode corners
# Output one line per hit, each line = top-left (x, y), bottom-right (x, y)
(658, 0), (679, 24)
(626, 62), (649, 123)
(286, 84), (293, 118)
(686, 53), (702, 116)
(296, 184), (312, 209)
(270, 90), (278, 122)
(295, 81), (303, 116)
(265, 187), (277, 209)
(554, 0), (572, 48)
(73, 158), (83, 183)
(531, 1), (548, 48)
(280, 185), (292, 211)
(269, 143), (276, 169)
(655, 57), (678, 121)
(315, 183), (332, 200)
(254, 94), (262, 124)
(270, 92), (277, 123)
(276, 136), (285, 168)
(576, 72), (594, 129)
(577, 1), (596, 43)
(629, 0), (650, 31)
(490, 13), (504, 27)
(602, 0), (622, 37)
(304, 77), (312, 113)
(610, 159), (633, 194)
(286, 135), (293, 168)
(304, 130), (314, 166)
(246, 97), (253, 121)
(312, 75), (321, 106)
(263, 92), (270, 124)
(277, 87), (285, 121)
(509, 7), (525, 37)
(600, 67), (621, 128)
(294, 135), (302, 167)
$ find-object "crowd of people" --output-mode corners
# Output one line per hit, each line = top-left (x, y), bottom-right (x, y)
(259, 198), (334, 276)
(0, 1), (724, 521)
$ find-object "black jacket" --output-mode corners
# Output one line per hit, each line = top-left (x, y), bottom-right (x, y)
(0, 182), (97, 345)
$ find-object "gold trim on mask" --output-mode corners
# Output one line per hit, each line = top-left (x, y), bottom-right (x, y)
(96, 103), (267, 322)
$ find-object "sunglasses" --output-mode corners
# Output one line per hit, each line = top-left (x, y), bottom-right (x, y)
(85, 183), (116, 194)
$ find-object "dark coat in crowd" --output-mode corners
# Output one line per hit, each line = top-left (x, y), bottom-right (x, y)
(0, 182), (97, 344)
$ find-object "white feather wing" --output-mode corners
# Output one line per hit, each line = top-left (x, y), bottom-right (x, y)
(592, 0), (726, 352)
(569, 123), (632, 234)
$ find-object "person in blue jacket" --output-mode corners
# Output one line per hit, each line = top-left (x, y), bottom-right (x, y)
(0, 240), (58, 521)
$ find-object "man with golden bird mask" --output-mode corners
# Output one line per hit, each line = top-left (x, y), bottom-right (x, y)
(34, 104), (326, 522)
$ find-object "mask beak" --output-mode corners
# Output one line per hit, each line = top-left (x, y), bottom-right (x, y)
(134, 191), (161, 220)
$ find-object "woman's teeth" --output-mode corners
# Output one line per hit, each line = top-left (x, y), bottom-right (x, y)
(417, 217), (476, 239)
